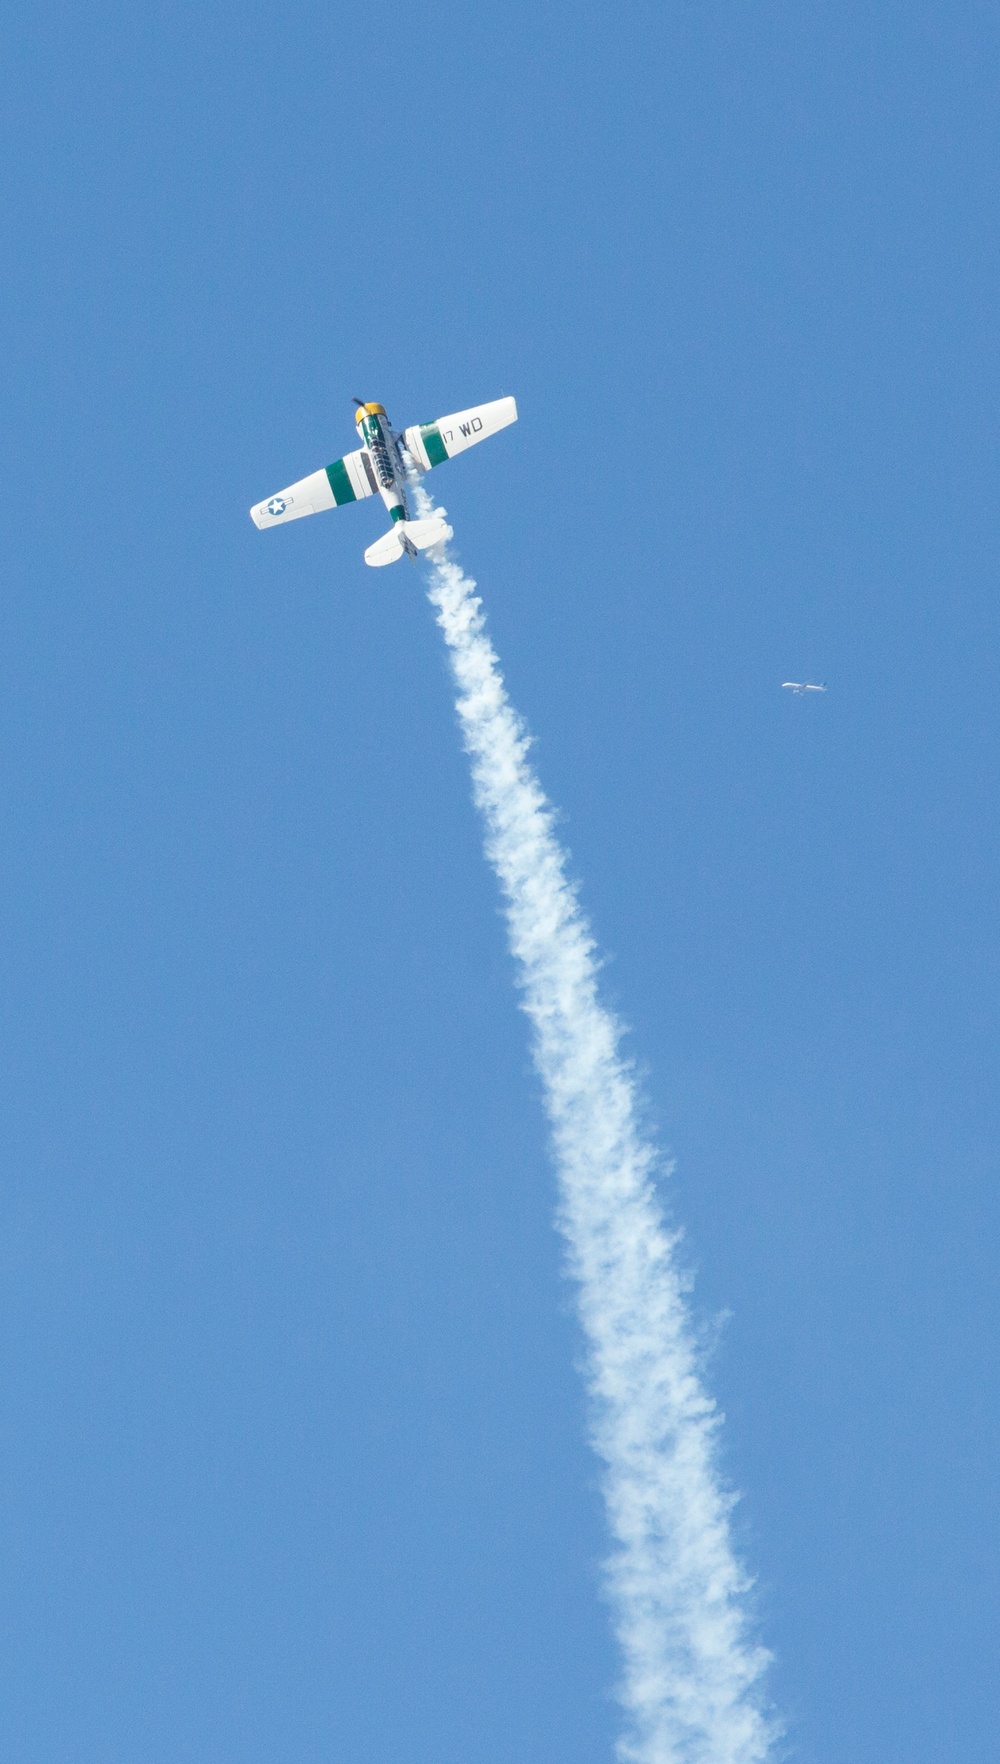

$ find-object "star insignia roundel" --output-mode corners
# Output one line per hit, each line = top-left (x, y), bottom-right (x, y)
(267, 497), (287, 517)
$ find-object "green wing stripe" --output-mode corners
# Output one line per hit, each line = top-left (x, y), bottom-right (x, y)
(420, 424), (449, 468)
(325, 457), (357, 505)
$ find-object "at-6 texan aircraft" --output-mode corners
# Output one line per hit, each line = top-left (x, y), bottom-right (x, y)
(250, 395), (518, 566)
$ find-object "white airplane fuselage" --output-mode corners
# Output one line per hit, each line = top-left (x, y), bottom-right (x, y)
(353, 402), (412, 526)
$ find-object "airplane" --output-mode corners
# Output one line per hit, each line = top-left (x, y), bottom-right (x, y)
(250, 396), (518, 566)
(782, 681), (827, 694)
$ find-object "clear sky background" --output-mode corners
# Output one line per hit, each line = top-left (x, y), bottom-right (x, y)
(2, 4), (998, 1761)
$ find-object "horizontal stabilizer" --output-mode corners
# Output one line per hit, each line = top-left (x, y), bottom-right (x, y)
(403, 515), (452, 551)
(364, 516), (452, 568)
(364, 528), (405, 567)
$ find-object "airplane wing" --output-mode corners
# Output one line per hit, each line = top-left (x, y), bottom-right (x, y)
(402, 396), (517, 472)
(250, 447), (380, 529)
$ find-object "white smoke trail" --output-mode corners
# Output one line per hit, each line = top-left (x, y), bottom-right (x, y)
(413, 487), (776, 1764)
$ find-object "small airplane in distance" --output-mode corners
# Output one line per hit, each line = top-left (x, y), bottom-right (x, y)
(250, 396), (518, 566)
(782, 681), (827, 695)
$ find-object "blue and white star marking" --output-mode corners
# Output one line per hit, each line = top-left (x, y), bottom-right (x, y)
(267, 497), (287, 517)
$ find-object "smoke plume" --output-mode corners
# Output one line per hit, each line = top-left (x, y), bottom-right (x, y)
(415, 485), (776, 1764)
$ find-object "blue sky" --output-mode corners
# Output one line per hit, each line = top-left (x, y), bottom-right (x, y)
(2, 2), (999, 1760)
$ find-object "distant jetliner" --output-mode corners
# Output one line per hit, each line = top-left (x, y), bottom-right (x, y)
(782, 681), (827, 695)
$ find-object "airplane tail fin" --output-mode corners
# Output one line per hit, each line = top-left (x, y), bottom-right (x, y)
(364, 515), (452, 568)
